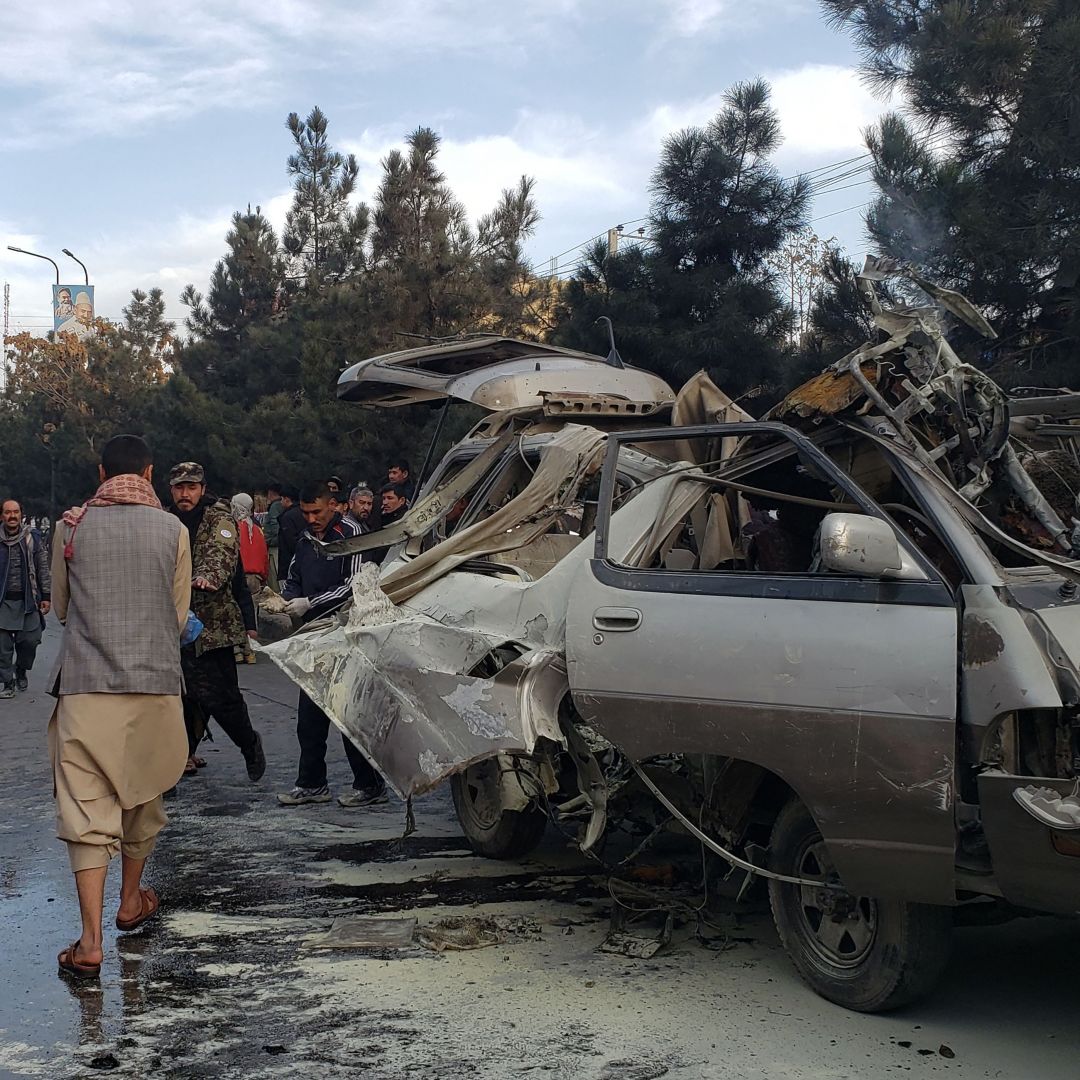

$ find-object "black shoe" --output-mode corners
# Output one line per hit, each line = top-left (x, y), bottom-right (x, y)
(244, 731), (266, 782)
(15, 668), (27, 692)
(0, 682), (15, 700)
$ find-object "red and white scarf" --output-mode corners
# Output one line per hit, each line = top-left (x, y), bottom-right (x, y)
(62, 474), (163, 559)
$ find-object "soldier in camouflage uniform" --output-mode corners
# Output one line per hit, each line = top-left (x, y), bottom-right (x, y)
(166, 462), (266, 782)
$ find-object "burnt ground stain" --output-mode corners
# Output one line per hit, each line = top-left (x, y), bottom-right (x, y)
(313, 834), (473, 863)
(198, 802), (255, 818)
(309, 869), (612, 913)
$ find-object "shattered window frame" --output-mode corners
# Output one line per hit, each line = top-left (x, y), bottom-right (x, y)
(591, 421), (955, 607)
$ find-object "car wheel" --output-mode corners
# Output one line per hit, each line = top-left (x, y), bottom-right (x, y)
(451, 758), (547, 859)
(767, 798), (952, 1012)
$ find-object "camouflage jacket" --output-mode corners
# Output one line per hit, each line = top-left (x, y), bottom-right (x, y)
(187, 499), (246, 652)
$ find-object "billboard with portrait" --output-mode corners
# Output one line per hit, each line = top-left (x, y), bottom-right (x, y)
(53, 284), (95, 340)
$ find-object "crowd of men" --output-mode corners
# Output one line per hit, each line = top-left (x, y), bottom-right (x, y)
(4, 437), (415, 978)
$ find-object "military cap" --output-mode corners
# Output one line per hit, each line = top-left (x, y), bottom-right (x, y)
(169, 461), (205, 485)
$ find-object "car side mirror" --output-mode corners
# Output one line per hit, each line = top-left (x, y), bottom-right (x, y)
(818, 513), (903, 577)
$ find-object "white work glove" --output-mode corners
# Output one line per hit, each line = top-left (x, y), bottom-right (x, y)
(283, 597), (312, 618)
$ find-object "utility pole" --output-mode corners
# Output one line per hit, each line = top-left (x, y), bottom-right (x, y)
(607, 228), (619, 257)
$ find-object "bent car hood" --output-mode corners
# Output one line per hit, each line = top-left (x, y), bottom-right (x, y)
(336, 335), (675, 413)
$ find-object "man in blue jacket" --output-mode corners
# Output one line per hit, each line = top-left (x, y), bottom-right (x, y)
(277, 481), (386, 808)
(0, 499), (51, 697)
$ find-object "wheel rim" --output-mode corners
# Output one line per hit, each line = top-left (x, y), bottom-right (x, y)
(460, 760), (503, 831)
(793, 838), (878, 969)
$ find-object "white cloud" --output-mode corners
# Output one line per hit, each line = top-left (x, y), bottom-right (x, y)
(0, 0), (590, 151)
(344, 111), (626, 219)
(768, 63), (891, 156)
(638, 94), (729, 146)
(651, 0), (815, 38)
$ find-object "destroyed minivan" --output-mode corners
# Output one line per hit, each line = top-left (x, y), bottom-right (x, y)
(266, 265), (1080, 1013)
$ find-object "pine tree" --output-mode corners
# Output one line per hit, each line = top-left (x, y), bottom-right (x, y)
(823, 0), (1080, 385)
(282, 107), (369, 284)
(369, 127), (539, 339)
(554, 79), (809, 398)
(182, 206), (285, 339)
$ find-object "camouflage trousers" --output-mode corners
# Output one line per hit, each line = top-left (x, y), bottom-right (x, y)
(181, 644), (259, 759)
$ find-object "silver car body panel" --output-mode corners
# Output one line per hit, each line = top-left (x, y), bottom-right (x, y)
(263, 456), (688, 797)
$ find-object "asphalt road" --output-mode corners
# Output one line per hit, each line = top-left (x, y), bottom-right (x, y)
(1, 624), (1079, 1079)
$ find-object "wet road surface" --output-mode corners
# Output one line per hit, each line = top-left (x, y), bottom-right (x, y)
(2, 625), (1079, 1078)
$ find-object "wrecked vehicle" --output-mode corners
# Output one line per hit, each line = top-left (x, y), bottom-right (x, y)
(265, 285), (1080, 1014)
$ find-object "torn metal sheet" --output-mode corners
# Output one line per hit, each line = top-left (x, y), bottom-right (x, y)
(599, 918), (673, 960)
(262, 471), (680, 799)
(306, 916), (418, 950)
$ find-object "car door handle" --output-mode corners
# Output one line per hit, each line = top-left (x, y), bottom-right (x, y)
(593, 607), (642, 632)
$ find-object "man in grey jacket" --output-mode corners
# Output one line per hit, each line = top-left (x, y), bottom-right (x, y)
(0, 498), (51, 696)
(49, 434), (191, 980)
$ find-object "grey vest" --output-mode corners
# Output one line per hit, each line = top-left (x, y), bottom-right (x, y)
(53, 505), (184, 696)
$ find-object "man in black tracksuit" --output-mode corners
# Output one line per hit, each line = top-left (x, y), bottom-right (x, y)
(276, 480), (386, 808)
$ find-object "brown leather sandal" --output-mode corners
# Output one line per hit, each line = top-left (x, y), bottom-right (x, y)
(58, 941), (101, 980)
(115, 887), (160, 932)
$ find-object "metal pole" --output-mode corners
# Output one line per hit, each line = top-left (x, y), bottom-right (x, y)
(49, 452), (56, 526)
(5, 246), (60, 284)
(61, 249), (89, 285)
(413, 399), (452, 500)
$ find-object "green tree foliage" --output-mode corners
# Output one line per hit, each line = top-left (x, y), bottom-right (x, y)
(165, 112), (541, 494)
(283, 106), (370, 284)
(553, 80), (809, 399)
(823, 0), (1080, 385)
(178, 206), (295, 409)
(182, 206), (286, 340)
(369, 128), (541, 339)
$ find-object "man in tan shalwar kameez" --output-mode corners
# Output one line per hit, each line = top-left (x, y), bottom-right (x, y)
(49, 434), (191, 979)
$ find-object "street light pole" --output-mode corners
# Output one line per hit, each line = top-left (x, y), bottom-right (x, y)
(5, 245), (60, 284)
(61, 249), (89, 285)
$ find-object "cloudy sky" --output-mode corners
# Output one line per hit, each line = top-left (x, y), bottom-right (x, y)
(0, 0), (897, 336)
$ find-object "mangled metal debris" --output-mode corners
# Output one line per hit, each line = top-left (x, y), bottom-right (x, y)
(306, 916), (418, 951)
(776, 255), (1079, 556)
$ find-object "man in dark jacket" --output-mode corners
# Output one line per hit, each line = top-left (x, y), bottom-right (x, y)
(276, 485), (305, 582)
(166, 462), (265, 782)
(0, 499), (50, 696)
(379, 482), (409, 526)
(277, 481), (386, 808)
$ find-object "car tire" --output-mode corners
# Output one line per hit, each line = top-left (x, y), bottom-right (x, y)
(767, 798), (953, 1012)
(451, 758), (548, 860)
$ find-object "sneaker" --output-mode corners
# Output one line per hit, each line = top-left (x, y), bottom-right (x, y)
(0, 682), (15, 699)
(15, 669), (28, 692)
(277, 785), (331, 806)
(244, 732), (267, 783)
(337, 784), (388, 808)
